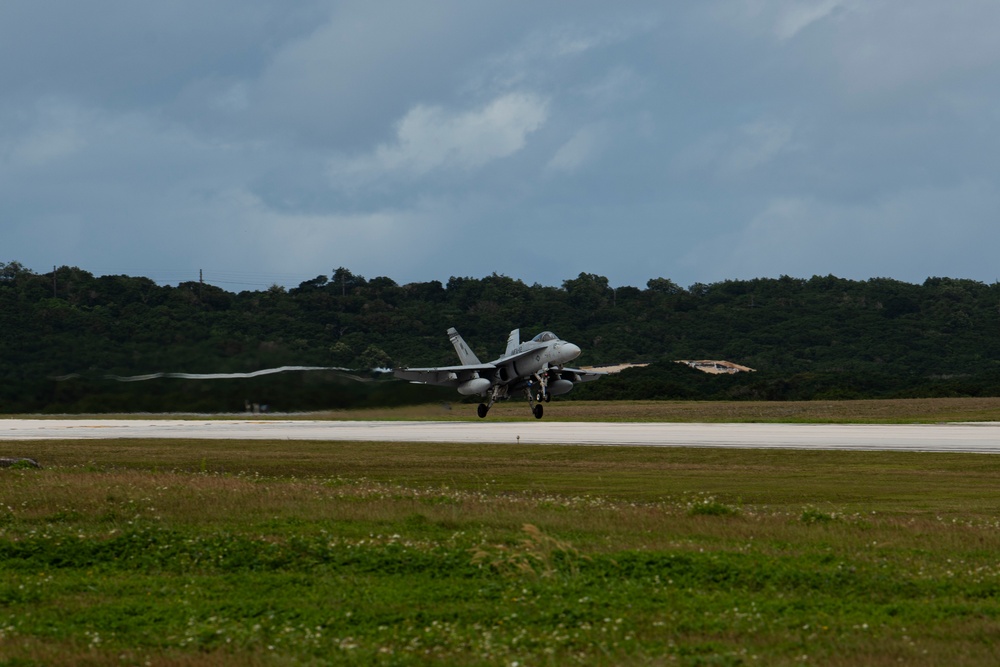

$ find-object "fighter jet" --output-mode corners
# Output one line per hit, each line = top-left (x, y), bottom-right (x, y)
(394, 328), (604, 419)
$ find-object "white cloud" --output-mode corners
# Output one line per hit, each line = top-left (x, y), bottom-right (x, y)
(579, 67), (647, 107)
(470, 14), (659, 96)
(546, 125), (606, 173)
(708, 0), (853, 40)
(547, 16), (658, 57)
(672, 119), (797, 178)
(773, 0), (850, 40)
(250, 2), (522, 149)
(329, 92), (548, 189)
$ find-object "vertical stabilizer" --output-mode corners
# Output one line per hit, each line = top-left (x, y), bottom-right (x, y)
(505, 329), (520, 357)
(447, 327), (482, 365)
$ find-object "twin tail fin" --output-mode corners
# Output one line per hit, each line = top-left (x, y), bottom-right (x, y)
(447, 327), (482, 365)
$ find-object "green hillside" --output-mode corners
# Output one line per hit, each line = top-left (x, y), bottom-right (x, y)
(2, 261), (999, 412)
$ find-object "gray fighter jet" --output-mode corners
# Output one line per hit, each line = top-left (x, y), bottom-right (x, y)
(394, 328), (604, 419)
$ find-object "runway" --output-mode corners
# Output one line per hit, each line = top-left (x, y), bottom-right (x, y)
(2, 419), (1000, 453)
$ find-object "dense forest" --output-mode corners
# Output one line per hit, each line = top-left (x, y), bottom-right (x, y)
(2, 260), (1000, 413)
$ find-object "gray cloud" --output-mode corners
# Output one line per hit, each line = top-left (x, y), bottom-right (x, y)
(680, 180), (1000, 284)
(2, 1), (998, 290)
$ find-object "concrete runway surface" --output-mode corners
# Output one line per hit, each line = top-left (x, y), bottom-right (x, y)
(1, 419), (1000, 453)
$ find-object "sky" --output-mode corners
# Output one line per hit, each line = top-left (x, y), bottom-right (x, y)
(3, 1), (1000, 291)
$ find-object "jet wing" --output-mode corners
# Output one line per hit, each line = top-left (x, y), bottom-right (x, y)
(394, 364), (497, 387)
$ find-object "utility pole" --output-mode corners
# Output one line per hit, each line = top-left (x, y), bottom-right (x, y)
(52, 266), (57, 298)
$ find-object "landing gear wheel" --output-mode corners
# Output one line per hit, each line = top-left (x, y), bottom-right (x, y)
(533, 404), (544, 420)
(477, 403), (490, 419)
(544, 394), (551, 403)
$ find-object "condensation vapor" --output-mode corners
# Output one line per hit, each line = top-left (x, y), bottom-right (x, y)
(51, 366), (380, 383)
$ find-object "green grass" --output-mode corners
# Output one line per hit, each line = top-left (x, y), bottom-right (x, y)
(11, 395), (1000, 423)
(3, 438), (1000, 665)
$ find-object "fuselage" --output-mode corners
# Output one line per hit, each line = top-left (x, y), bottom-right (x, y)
(491, 331), (581, 385)
(393, 326), (603, 419)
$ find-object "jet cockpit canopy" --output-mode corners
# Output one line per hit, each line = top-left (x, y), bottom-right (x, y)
(531, 331), (558, 343)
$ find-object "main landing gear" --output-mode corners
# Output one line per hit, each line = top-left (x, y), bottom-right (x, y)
(478, 397), (543, 419)
(477, 384), (508, 419)
(476, 383), (545, 419)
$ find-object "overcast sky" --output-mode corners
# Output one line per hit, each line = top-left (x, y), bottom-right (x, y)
(3, 1), (999, 291)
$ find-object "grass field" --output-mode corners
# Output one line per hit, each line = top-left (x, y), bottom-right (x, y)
(3, 399), (1000, 665)
(310, 397), (1000, 423)
(25, 395), (1000, 423)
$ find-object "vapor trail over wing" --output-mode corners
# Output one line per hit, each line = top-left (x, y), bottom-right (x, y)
(43, 367), (378, 384)
(103, 366), (362, 381)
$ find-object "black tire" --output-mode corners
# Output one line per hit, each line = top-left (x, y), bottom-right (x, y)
(477, 403), (489, 419)
(533, 404), (544, 419)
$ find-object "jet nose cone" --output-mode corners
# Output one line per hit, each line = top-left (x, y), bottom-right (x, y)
(561, 343), (581, 361)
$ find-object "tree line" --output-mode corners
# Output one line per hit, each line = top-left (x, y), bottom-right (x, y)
(2, 260), (999, 412)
